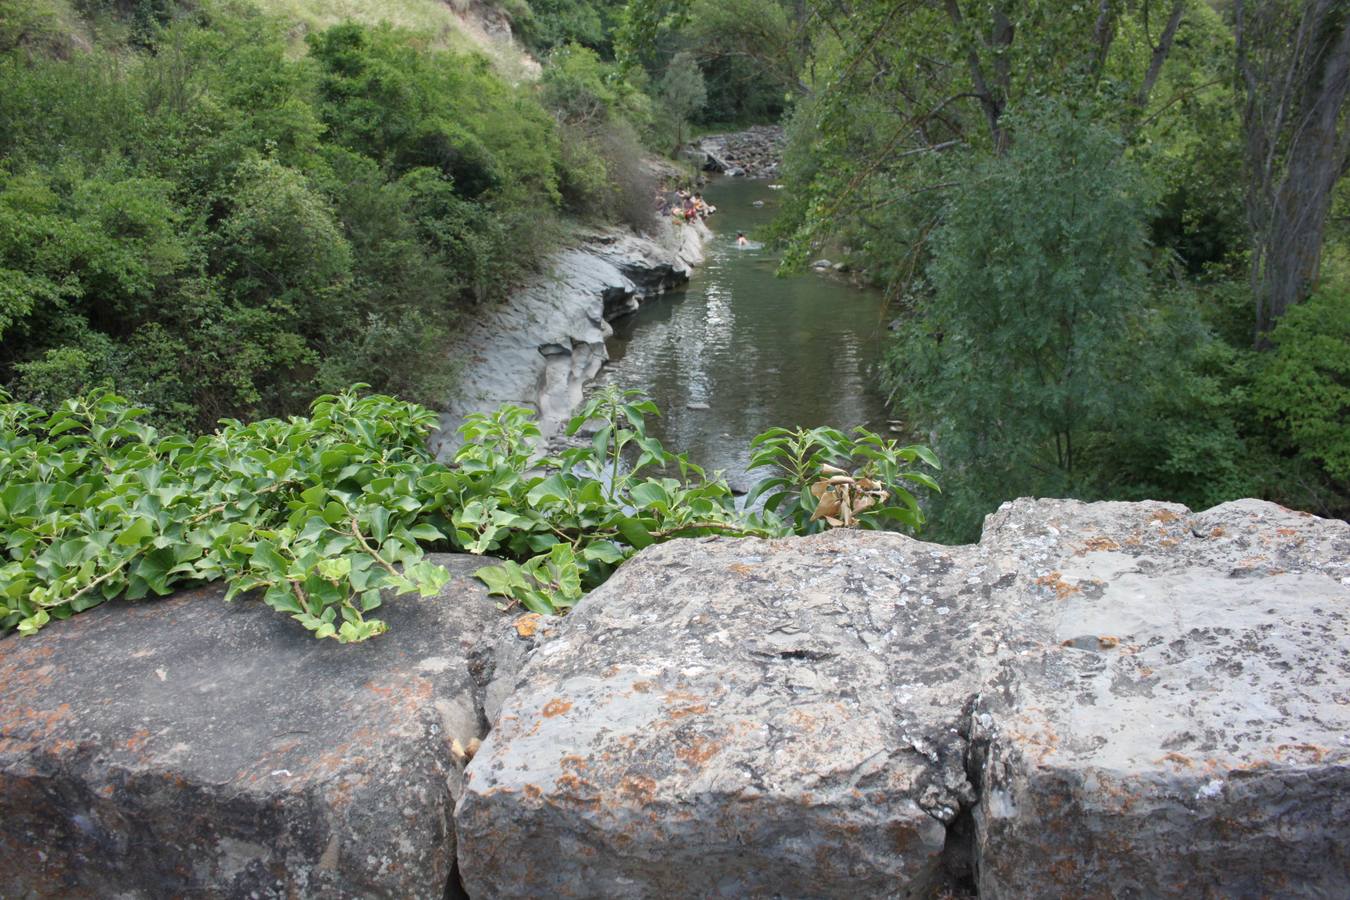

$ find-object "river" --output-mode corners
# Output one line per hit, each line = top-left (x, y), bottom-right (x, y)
(599, 176), (894, 489)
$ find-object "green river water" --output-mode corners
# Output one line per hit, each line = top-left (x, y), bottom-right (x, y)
(601, 176), (894, 488)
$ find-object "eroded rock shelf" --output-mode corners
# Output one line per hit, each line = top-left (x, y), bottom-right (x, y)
(428, 219), (709, 460)
(2, 499), (1347, 897)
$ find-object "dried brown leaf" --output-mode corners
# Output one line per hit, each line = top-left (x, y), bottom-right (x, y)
(812, 492), (842, 522)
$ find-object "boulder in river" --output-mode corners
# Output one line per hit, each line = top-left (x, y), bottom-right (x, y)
(0, 555), (510, 899)
(454, 498), (1350, 897)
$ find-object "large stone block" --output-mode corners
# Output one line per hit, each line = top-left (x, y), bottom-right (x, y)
(972, 498), (1350, 898)
(456, 499), (1350, 898)
(456, 529), (996, 898)
(0, 554), (506, 899)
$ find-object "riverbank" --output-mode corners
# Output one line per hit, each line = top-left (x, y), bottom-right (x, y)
(428, 216), (711, 459)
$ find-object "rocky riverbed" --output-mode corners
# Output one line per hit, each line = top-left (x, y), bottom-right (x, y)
(694, 125), (787, 177)
(4, 498), (1348, 897)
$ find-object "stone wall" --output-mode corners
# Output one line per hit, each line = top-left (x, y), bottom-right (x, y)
(2, 499), (1347, 897)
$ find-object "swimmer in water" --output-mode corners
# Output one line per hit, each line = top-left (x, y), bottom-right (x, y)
(736, 231), (748, 247)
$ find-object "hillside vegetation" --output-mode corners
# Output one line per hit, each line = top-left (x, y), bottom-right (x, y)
(0, 0), (677, 430)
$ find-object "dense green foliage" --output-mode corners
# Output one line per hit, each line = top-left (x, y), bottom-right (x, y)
(888, 105), (1154, 531)
(0, 389), (450, 641)
(0, 0), (673, 430)
(1253, 290), (1350, 483)
(539, 42), (659, 227)
(516, 0), (626, 55)
(615, 0), (802, 126)
(773, 0), (1349, 540)
(1, 386), (938, 637)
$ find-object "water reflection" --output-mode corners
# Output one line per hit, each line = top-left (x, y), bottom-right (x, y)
(602, 177), (892, 487)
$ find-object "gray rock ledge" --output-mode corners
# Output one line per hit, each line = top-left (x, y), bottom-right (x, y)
(0, 554), (512, 899)
(455, 498), (1350, 898)
(429, 220), (709, 460)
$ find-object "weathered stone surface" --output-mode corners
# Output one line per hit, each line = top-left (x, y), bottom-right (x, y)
(456, 529), (993, 897)
(972, 498), (1350, 898)
(456, 499), (1350, 897)
(0, 554), (506, 899)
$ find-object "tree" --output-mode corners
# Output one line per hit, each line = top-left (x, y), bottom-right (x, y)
(774, 0), (1200, 282)
(887, 103), (1154, 538)
(657, 50), (706, 150)
(1234, 0), (1350, 343)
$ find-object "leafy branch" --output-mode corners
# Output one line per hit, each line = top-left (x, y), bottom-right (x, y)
(1, 385), (939, 639)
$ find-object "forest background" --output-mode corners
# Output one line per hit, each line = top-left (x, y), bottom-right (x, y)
(1, 0), (1346, 546)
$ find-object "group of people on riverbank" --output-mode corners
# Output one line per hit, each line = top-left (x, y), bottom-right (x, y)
(656, 188), (716, 224)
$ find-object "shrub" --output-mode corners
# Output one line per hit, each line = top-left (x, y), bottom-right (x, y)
(1, 387), (938, 639)
(1254, 289), (1350, 484)
(887, 102), (1153, 540)
(541, 43), (657, 226)
(0, 8), (569, 427)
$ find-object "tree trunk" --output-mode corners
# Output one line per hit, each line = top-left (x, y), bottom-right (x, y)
(1237, 0), (1350, 344)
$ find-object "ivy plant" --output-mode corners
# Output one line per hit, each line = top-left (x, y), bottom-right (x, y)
(1, 385), (939, 639)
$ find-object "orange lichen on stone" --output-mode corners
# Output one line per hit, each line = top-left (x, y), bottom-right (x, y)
(1077, 536), (1121, 554)
(631, 681), (652, 694)
(541, 698), (573, 718)
(1157, 752), (1194, 768)
(675, 737), (721, 767)
(1274, 743), (1328, 763)
(1035, 572), (1081, 599)
(513, 613), (543, 638)
(667, 703), (708, 720)
(662, 689), (704, 707)
(5, 702), (72, 744)
(1150, 509), (1181, 524)
(728, 563), (755, 576)
(618, 775), (657, 805)
(555, 772), (593, 796)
